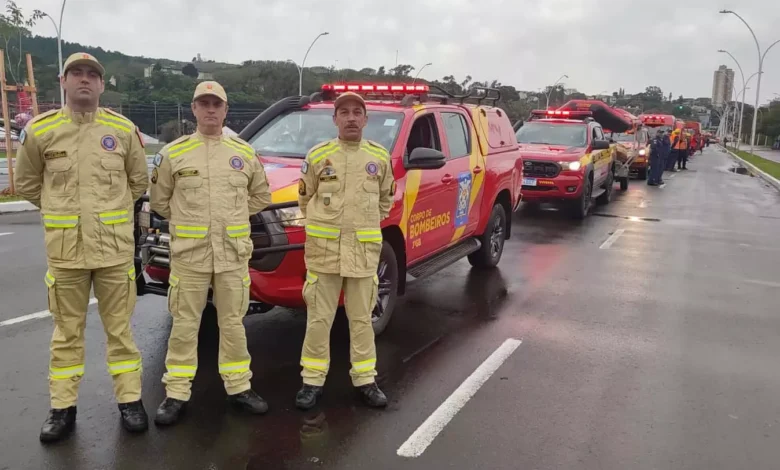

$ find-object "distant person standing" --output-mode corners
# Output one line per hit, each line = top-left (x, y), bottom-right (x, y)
(666, 129), (677, 172)
(678, 132), (690, 170)
(648, 129), (665, 186)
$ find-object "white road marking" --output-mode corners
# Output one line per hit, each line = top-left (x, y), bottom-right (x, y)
(0, 232), (12, 237)
(669, 173), (677, 178)
(639, 199), (648, 208)
(396, 338), (522, 458)
(0, 298), (98, 327)
(599, 228), (625, 250)
(745, 279), (780, 288)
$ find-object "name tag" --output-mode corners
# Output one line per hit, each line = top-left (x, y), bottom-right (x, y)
(177, 169), (200, 177)
(43, 150), (68, 160)
(319, 175), (338, 182)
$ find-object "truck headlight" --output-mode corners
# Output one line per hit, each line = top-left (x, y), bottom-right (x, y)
(559, 161), (581, 171)
(639, 149), (646, 156)
(274, 206), (305, 227)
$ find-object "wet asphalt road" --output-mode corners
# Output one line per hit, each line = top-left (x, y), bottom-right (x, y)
(1, 146), (780, 470)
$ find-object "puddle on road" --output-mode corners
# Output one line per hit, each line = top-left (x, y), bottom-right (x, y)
(729, 166), (753, 176)
(592, 213), (661, 222)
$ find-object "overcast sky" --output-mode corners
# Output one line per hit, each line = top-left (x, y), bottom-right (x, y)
(26, 0), (780, 105)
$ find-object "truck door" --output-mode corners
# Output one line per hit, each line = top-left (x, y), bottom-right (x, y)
(403, 110), (451, 263)
(440, 110), (480, 242)
(591, 125), (609, 185)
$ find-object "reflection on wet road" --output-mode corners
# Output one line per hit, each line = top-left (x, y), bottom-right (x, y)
(2, 147), (780, 469)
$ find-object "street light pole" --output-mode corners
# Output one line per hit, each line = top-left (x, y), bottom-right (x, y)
(412, 62), (432, 84)
(298, 32), (329, 96)
(42, 3), (66, 106)
(720, 10), (780, 154)
(545, 74), (568, 109)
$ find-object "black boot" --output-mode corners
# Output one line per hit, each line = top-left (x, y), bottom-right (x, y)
(227, 389), (268, 415)
(356, 383), (388, 408)
(295, 384), (323, 410)
(154, 397), (187, 426)
(118, 400), (148, 433)
(40, 407), (77, 443)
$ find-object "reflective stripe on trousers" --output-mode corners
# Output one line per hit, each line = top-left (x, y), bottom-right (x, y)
(356, 230), (382, 242)
(305, 225), (340, 239)
(166, 364), (197, 378)
(49, 364), (85, 380)
(107, 359), (142, 376)
(175, 225), (208, 238)
(42, 215), (79, 228)
(226, 224), (250, 238)
(99, 210), (129, 225)
(219, 360), (251, 374)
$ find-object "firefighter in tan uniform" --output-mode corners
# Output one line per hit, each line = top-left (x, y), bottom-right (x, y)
(150, 81), (272, 426)
(14, 53), (149, 442)
(295, 92), (394, 409)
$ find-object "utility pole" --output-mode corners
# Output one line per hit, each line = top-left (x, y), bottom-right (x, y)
(177, 103), (182, 137)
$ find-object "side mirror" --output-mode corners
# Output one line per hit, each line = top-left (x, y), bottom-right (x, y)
(592, 139), (610, 150)
(405, 147), (446, 170)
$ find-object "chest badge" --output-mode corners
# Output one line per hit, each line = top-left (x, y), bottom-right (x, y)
(230, 156), (245, 170)
(101, 135), (117, 151)
(365, 161), (378, 176)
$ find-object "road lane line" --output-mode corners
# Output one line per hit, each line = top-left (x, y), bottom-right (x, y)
(599, 228), (625, 250)
(0, 232), (12, 237)
(745, 279), (780, 288)
(396, 338), (522, 458)
(0, 298), (98, 327)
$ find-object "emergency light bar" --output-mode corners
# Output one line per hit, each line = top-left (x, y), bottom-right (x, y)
(531, 109), (593, 118)
(321, 83), (430, 93)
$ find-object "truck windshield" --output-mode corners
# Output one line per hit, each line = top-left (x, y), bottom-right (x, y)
(247, 108), (404, 158)
(516, 122), (587, 147)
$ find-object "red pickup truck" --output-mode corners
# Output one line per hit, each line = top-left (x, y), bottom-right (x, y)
(136, 83), (523, 334)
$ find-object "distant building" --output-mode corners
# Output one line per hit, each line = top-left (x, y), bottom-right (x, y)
(712, 65), (735, 107)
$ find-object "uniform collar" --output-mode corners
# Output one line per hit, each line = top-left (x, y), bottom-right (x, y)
(195, 129), (222, 142)
(62, 105), (98, 124)
(338, 137), (362, 150)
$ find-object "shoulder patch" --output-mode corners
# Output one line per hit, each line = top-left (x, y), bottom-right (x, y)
(367, 140), (388, 152)
(153, 153), (163, 167)
(228, 135), (251, 148)
(28, 108), (60, 126)
(19, 129), (26, 145)
(310, 139), (335, 153)
(103, 108), (131, 121)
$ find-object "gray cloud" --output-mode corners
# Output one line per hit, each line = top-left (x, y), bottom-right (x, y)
(28, 0), (780, 104)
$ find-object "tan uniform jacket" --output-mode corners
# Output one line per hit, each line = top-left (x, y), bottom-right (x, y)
(150, 131), (271, 274)
(14, 106), (149, 269)
(298, 138), (394, 277)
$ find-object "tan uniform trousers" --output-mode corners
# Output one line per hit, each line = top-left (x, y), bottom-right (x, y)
(162, 263), (252, 401)
(45, 261), (141, 409)
(300, 271), (379, 387)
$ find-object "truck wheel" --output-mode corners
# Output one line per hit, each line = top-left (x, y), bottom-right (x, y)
(637, 168), (647, 180)
(597, 168), (614, 205)
(619, 177), (629, 191)
(372, 241), (399, 336)
(570, 175), (592, 219)
(468, 203), (507, 269)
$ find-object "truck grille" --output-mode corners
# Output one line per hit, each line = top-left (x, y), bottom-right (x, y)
(523, 160), (560, 178)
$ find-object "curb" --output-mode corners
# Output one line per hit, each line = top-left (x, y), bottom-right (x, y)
(0, 200), (37, 214)
(722, 146), (780, 193)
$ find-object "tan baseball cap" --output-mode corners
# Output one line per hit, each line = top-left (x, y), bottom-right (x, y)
(193, 81), (228, 103)
(63, 52), (105, 77)
(334, 91), (365, 111)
